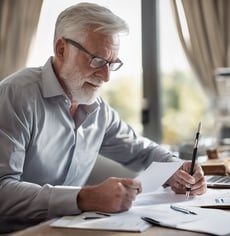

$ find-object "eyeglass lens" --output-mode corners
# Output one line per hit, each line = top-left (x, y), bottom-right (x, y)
(90, 57), (122, 71)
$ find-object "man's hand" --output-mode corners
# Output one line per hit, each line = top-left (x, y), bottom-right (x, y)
(166, 161), (207, 195)
(77, 177), (142, 213)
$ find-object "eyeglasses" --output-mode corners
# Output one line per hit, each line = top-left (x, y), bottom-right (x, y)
(64, 38), (123, 71)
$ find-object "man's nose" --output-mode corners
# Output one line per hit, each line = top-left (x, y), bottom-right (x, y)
(96, 65), (110, 82)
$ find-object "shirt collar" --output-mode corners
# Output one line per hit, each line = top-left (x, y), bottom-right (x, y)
(41, 57), (65, 98)
(41, 57), (100, 112)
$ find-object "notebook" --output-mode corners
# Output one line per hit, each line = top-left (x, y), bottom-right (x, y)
(206, 175), (230, 188)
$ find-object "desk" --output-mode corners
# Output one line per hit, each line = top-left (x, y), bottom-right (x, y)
(9, 219), (207, 236)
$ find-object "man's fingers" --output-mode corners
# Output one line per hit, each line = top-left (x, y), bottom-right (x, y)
(119, 178), (142, 194)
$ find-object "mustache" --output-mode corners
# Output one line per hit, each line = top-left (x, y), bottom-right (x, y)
(85, 77), (103, 86)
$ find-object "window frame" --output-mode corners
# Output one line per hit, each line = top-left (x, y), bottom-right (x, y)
(141, 0), (162, 142)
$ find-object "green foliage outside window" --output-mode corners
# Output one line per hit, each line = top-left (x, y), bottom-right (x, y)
(100, 75), (142, 134)
(101, 70), (210, 146)
(162, 70), (209, 145)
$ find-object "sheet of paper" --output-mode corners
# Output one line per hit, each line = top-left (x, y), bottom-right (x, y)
(132, 204), (230, 236)
(135, 162), (182, 193)
(50, 211), (150, 232)
(177, 208), (230, 236)
(178, 188), (230, 209)
(134, 186), (230, 208)
(51, 188), (230, 235)
(134, 187), (192, 206)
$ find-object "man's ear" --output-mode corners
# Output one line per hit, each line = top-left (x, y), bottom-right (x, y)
(54, 38), (67, 62)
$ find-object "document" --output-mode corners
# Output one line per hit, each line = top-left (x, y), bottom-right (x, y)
(134, 186), (230, 208)
(134, 204), (230, 236)
(133, 188), (230, 235)
(180, 188), (230, 209)
(135, 161), (182, 193)
(51, 163), (230, 235)
(51, 211), (150, 232)
(51, 162), (182, 232)
(51, 202), (230, 235)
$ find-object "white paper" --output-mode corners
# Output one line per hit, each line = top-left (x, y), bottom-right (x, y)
(134, 186), (230, 207)
(133, 187), (192, 206)
(51, 188), (230, 235)
(51, 162), (230, 235)
(136, 162), (182, 193)
(50, 211), (150, 232)
(131, 204), (230, 236)
(177, 188), (230, 208)
(177, 208), (230, 236)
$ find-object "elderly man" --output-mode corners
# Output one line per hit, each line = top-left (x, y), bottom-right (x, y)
(0, 2), (206, 231)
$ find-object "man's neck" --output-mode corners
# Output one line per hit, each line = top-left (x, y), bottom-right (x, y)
(69, 101), (78, 118)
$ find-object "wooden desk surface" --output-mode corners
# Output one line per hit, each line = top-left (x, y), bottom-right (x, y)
(9, 219), (207, 236)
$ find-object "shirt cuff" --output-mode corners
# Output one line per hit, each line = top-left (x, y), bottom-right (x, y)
(48, 185), (82, 218)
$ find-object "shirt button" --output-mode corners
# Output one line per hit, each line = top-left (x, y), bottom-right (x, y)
(64, 99), (71, 107)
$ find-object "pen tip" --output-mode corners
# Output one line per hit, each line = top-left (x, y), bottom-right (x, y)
(185, 191), (190, 200)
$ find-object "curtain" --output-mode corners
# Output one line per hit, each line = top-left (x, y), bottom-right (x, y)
(0, 0), (43, 80)
(171, 0), (230, 99)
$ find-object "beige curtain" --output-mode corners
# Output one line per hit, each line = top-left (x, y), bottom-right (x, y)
(0, 0), (43, 80)
(171, 0), (230, 99)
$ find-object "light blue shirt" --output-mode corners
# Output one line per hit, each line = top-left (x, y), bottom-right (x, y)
(0, 58), (178, 224)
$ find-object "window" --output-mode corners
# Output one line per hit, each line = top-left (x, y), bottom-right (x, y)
(159, 0), (209, 145)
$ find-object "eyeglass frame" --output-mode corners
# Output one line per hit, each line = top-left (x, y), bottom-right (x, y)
(64, 38), (123, 71)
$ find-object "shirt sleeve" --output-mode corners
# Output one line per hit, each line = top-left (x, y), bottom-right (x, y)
(0, 180), (82, 221)
(99, 101), (181, 171)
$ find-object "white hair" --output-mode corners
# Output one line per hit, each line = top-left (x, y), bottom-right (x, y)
(53, 2), (129, 47)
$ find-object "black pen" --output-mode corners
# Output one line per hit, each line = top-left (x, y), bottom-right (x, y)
(141, 217), (161, 226)
(83, 216), (103, 220)
(186, 122), (201, 200)
(83, 212), (111, 220)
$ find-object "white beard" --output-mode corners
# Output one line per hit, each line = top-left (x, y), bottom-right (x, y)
(59, 60), (102, 105)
